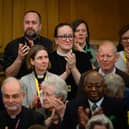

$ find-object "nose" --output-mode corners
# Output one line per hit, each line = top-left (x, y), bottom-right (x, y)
(91, 86), (97, 91)
(28, 22), (33, 28)
(103, 56), (108, 61)
(8, 97), (13, 103)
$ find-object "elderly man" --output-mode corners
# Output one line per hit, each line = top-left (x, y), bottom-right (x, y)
(96, 40), (129, 87)
(61, 70), (128, 129)
(0, 77), (44, 129)
(3, 10), (53, 78)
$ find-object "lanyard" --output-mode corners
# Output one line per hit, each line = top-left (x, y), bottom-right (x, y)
(35, 73), (47, 97)
(35, 78), (41, 97)
(123, 52), (127, 64)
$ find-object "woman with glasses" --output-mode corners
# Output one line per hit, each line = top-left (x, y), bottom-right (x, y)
(49, 23), (92, 100)
(20, 45), (60, 111)
(71, 19), (98, 68)
(115, 24), (129, 73)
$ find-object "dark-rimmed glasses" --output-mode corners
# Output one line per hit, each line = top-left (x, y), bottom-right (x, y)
(57, 34), (74, 41)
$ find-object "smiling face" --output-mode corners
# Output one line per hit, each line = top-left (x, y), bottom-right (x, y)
(2, 78), (24, 116)
(121, 30), (129, 53)
(96, 41), (119, 74)
(83, 71), (106, 102)
(31, 49), (49, 74)
(55, 25), (74, 53)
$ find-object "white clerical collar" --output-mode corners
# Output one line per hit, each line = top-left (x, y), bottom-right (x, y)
(98, 68), (116, 77)
(57, 49), (72, 57)
(88, 97), (104, 112)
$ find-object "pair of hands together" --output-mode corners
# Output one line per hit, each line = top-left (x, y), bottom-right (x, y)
(65, 52), (77, 75)
(78, 106), (103, 129)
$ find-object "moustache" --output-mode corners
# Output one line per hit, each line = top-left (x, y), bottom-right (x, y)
(5, 103), (21, 111)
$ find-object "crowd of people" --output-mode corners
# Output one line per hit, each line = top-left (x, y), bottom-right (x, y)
(0, 10), (129, 129)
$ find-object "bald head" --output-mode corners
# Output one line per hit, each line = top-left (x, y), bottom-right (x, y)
(1, 77), (24, 116)
(1, 77), (23, 93)
(98, 40), (117, 54)
(96, 40), (119, 74)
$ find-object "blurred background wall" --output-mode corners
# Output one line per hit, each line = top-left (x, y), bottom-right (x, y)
(0, 0), (129, 52)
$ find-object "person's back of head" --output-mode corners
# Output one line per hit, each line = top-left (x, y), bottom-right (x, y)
(104, 73), (125, 98)
(28, 124), (48, 129)
(86, 114), (114, 129)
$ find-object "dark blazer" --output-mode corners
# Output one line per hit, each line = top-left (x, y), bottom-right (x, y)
(61, 96), (128, 129)
(0, 106), (44, 129)
(97, 67), (129, 88)
(115, 67), (129, 88)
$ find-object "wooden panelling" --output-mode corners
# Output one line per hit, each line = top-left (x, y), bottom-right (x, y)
(2, 0), (13, 51)
(13, 0), (25, 38)
(0, 0), (3, 50)
(24, 0), (48, 36)
(0, 0), (129, 52)
(47, 0), (59, 40)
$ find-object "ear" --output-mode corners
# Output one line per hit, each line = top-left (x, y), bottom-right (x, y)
(55, 38), (58, 45)
(39, 24), (42, 32)
(115, 53), (120, 62)
(30, 58), (34, 66)
(96, 52), (99, 63)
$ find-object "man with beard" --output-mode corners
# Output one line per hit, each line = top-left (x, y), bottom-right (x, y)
(3, 10), (53, 78)
(0, 77), (44, 129)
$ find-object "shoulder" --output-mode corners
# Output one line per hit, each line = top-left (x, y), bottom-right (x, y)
(5, 37), (24, 48)
(20, 72), (34, 80)
(22, 107), (44, 123)
(73, 50), (90, 59)
(39, 36), (53, 43)
(47, 71), (59, 78)
(103, 96), (124, 108)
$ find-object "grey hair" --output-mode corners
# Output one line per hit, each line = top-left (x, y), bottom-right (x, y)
(1, 77), (23, 92)
(41, 77), (68, 102)
(104, 73), (125, 98)
(86, 114), (114, 129)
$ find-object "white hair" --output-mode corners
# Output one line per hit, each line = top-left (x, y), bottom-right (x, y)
(41, 77), (68, 101)
(86, 114), (114, 129)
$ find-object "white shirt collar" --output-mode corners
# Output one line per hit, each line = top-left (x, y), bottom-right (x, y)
(98, 67), (116, 77)
(88, 97), (104, 112)
(56, 49), (72, 57)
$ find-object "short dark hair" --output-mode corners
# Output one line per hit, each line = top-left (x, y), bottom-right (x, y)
(71, 19), (90, 45)
(79, 70), (104, 88)
(54, 23), (73, 37)
(24, 10), (41, 23)
(117, 24), (129, 51)
(119, 24), (129, 38)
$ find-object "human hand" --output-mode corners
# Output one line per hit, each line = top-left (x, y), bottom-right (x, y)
(65, 53), (76, 70)
(74, 39), (85, 52)
(18, 43), (30, 60)
(92, 107), (103, 116)
(78, 106), (90, 129)
(29, 95), (39, 109)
